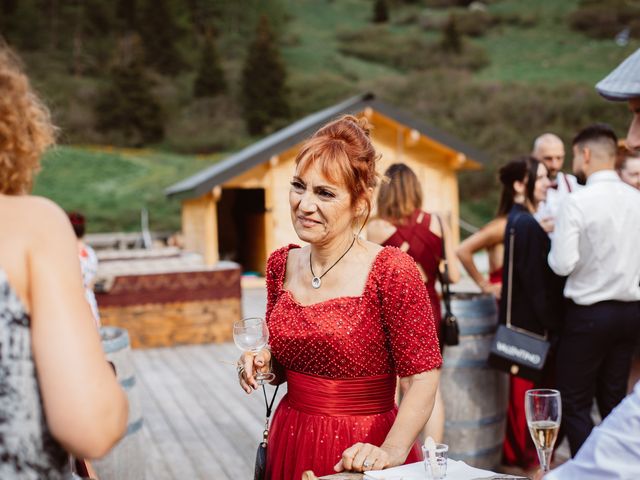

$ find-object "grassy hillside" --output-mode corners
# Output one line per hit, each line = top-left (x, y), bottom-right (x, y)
(20, 0), (639, 231)
(33, 146), (219, 233)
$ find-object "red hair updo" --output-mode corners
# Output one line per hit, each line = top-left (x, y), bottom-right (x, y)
(295, 115), (380, 226)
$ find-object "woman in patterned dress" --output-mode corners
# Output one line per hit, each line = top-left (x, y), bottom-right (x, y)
(0, 46), (128, 479)
(238, 116), (442, 479)
(68, 211), (101, 326)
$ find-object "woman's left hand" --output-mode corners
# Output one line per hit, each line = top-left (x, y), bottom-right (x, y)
(334, 442), (407, 472)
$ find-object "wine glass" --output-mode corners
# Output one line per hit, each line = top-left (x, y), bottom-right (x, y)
(233, 317), (275, 384)
(525, 389), (561, 473)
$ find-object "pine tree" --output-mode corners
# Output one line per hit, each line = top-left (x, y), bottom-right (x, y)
(2, 0), (45, 50)
(95, 42), (164, 146)
(441, 14), (462, 54)
(193, 35), (226, 98)
(241, 15), (289, 136)
(116, 0), (137, 33)
(139, 0), (184, 75)
(373, 0), (389, 23)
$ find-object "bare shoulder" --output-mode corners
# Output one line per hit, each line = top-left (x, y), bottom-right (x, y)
(366, 218), (396, 244)
(7, 196), (75, 248)
(24, 196), (72, 233)
(359, 239), (384, 259)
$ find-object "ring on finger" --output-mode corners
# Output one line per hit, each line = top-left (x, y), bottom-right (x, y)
(363, 460), (373, 469)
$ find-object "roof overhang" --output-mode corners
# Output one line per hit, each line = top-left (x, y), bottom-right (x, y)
(166, 92), (488, 201)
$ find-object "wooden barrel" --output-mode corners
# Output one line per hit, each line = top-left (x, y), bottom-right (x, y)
(93, 327), (145, 480)
(440, 293), (508, 470)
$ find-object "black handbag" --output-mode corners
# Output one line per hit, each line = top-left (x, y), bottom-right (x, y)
(254, 383), (279, 480)
(488, 223), (550, 382)
(436, 215), (459, 346)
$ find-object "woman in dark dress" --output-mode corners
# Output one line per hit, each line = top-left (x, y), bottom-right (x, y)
(498, 156), (565, 471)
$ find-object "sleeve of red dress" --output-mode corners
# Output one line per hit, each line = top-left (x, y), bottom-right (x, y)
(265, 246), (290, 383)
(380, 249), (443, 377)
(265, 247), (286, 324)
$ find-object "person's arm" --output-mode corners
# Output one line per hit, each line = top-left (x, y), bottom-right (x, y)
(543, 382), (640, 480)
(335, 252), (442, 472)
(456, 218), (505, 295)
(548, 197), (582, 276)
(439, 215), (460, 283)
(335, 370), (439, 472)
(239, 247), (288, 392)
(28, 198), (128, 459)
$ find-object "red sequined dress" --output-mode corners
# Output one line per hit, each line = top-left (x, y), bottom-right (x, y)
(265, 245), (443, 480)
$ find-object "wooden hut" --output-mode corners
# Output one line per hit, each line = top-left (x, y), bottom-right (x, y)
(166, 93), (487, 274)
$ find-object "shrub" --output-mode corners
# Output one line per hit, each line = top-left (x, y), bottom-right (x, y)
(424, 0), (476, 7)
(241, 15), (290, 135)
(568, 1), (640, 39)
(95, 62), (165, 146)
(453, 10), (494, 37)
(193, 36), (226, 98)
(373, 0), (390, 23)
(165, 97), (246, 153)
(338, 26), (489, 72)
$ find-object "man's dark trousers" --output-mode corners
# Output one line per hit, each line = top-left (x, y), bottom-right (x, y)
(555, 300), (640, 455)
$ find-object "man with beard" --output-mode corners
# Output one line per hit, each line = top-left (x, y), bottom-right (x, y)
(532, 133), (580, 234)
(548, 123), (640, 457)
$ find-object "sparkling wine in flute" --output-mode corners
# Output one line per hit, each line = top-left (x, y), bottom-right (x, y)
(525, 389), (561, 473)
(528, 420), (560, 451)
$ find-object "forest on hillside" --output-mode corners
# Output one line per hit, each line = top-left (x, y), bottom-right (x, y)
(2, 0), (639, 228)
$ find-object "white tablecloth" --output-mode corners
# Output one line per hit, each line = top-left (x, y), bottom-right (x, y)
(364, 459), (496, 479)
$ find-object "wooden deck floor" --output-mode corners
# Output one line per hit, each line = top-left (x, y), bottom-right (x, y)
(132, 342), (285, 480)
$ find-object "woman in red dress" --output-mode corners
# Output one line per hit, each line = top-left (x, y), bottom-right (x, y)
(367, 163), (459, 443)
(238, 116), (442, 480)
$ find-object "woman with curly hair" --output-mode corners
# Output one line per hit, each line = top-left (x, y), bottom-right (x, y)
(0, 46), (127, 478)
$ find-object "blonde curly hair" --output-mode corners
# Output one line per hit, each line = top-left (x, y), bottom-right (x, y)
(0, 46), (56, 194)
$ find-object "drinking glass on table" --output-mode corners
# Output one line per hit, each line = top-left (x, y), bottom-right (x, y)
(233, 317), (275, 384)
(422, 443), (448, 479)
(525, 389), (561, 473)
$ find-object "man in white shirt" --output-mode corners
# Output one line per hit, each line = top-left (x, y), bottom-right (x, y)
(532, 133), (580, 233)
(539, 47), (640, 480)
(548, 123), (640, 456)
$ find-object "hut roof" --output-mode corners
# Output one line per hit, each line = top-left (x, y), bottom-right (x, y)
(165, 92), (488, 201)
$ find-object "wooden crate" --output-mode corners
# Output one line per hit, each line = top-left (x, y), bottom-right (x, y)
(96, 268), (241, 348)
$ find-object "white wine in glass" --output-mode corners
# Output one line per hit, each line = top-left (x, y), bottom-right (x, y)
(525, 389), (561, 473)
(233, 317), (275, 384)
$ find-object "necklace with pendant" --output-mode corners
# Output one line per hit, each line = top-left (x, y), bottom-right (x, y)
(309, 235), (357, 289)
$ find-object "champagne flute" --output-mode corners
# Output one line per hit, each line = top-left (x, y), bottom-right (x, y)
(525, 389), (561, 473)
(233, 317), (275, 384)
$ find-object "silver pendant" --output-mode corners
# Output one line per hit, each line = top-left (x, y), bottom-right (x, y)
(311, 277), (322, 289)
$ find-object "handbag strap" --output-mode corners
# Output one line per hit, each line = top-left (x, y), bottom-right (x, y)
(435, 214), (452, 314)
(505, 214), (547, 340)
(261, 383), (279, 443)
(506, 224), (516, 330)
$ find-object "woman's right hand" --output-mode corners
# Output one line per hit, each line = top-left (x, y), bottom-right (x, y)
(237, 349), (272, 394)
(482, 282), (502, 300)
